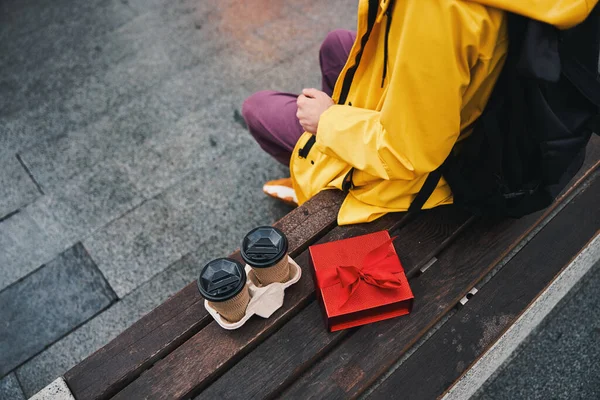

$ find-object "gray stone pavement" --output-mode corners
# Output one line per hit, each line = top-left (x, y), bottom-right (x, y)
(0, 243), (116, 377)
(0, 0), (356, 397)
(0, 374), (25, 400)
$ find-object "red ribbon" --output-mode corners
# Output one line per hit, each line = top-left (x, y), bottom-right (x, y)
(317, 237), (402, 306)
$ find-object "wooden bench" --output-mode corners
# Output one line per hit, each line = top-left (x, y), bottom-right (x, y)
(56, 136), (599, 400)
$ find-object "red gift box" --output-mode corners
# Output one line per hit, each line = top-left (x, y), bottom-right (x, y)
(309, 230), (414, 332)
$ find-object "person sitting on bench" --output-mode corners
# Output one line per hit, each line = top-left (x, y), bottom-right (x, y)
(242, 0), (597, 225)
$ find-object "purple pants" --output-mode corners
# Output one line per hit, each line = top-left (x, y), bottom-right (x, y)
(242, 29), (357, 166)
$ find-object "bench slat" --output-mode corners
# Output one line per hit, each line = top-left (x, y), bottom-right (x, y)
(278, 151), (599, 399)
(64, 189), (345, 400)
(366, 175), (600, 399)
(196, 207), (473, 400)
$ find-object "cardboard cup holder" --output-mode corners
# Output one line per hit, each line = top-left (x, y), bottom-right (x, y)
(205, 256), (302, 330)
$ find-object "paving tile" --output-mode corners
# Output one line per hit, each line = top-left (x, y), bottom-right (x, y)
(0, 373), (25, 400)
(0, 156), (40, 219)
(0, 243), (116, 377)
(29, 378), (75, 400)
(0, 210), (67, 292)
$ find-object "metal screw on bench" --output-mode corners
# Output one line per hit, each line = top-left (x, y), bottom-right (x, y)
(197, 258), (250, 323)
(241, 226), (290, 285)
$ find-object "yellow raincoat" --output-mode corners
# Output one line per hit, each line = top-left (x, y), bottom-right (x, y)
(290, 0), (598, 225)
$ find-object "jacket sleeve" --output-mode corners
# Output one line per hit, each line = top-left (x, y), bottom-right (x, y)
(315, 1), (492, 181)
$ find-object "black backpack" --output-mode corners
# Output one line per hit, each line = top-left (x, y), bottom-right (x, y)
(411, 5), (600, 218)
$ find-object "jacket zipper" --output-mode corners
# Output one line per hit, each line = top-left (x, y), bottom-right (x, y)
(298, 0), (380, 192)
(338, 0), (379, 105)
(335, 0), (380, 190)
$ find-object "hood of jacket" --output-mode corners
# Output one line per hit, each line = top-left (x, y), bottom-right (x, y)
(464, 0), (597, 29)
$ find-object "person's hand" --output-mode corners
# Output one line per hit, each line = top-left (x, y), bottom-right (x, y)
(296, 88), (334, 134)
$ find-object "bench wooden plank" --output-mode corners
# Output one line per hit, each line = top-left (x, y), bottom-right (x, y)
(366, 176), (600, 400)
(108, 212), (408, 400)
(64, 189), (345, 400)
(278, 153), (599, 399)
(196, 207), (473, 400)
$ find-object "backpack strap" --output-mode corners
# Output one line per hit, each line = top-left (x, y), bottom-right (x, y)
(408, 168), (443, 213)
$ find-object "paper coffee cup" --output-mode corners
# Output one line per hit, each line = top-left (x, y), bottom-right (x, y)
(197, 258), (250, 322)
(241, 226), (290, 286)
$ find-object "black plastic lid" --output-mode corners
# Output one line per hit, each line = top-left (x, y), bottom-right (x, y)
(197, 258), (246, 302)
(241, 226), (288, 268)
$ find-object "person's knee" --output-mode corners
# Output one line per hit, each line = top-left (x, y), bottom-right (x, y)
(320, 29), (349, 59)
(242, 90), (274, 131)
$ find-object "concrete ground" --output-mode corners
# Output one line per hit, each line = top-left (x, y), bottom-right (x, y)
(1, 1), (598, 399)
(0, 0), (356, 397)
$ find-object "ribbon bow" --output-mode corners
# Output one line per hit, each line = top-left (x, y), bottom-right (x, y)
(318, 237), (402, 307)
